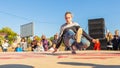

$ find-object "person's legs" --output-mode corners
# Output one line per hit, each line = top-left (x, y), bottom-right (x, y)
(79, 36), (90, 50)
(63, 29), (90, 53)
(63, 29), (76, 54)
(63, 29), (75, 47)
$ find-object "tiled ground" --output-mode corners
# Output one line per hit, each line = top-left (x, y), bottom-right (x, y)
(0, 51), (120, 68)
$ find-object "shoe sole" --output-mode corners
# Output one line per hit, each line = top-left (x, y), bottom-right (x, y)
(76, 28), (82, 43)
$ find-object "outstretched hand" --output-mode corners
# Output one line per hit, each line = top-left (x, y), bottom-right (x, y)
(92, 39), (100, 43)
(92, 39), (96, 43)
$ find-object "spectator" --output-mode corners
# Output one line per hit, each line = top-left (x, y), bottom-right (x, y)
(105, 32), (113, 50)
(11, 39), (18, 51)
(16, 44), (23, 52)
(19, 38), (27, 51)
(41, 35), (49, 51)
(112, 30), (120, 50)
(31, 36), (38, 52)
(49, 34), (58, 51)
(52, 34), (58, 48)
(37, 40), (44, 52)
(2, 40), (9, 52)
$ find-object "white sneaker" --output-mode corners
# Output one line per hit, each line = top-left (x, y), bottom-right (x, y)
(76, 28), (82, 43)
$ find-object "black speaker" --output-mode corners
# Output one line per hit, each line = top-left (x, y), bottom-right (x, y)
(87, 18), (107, 50)
(87, 38), (107, 50)
(88, 18), (105, 39)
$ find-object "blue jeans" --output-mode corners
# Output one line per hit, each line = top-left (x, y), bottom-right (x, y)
(63, 29), (90, 49)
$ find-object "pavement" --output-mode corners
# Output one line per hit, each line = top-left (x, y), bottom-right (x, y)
(0, 50), (120, 68)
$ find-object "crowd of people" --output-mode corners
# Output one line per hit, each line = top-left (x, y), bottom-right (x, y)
(106, 30), (120, 50)
(0, 33), (59, 52)
(0, 11), (120, 54)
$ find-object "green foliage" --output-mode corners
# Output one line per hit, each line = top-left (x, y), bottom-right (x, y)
(0, 27), (17, 44)
(49, 36), (54, 41)
(27, 37), (32, 44)
(35, 35), (41, 41)
(0, 27), (17, 35)
(0, 36), (4, 40)
(0, 36), (4, 45)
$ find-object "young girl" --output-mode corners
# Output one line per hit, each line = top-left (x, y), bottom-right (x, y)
(37, 40), (44, 52)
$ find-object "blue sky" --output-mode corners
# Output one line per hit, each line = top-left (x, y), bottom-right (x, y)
(0, 0), (120, 38)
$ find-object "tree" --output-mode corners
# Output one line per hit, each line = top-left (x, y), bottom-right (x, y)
(0, 27), (17, 44)
(49, 36), (54, 41)
(0, 36), (4, 46)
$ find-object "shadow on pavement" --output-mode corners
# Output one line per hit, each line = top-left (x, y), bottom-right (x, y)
(58, 62), (120, 68)
(0, 64), (34, 68)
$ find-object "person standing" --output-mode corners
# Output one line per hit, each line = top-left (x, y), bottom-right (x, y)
(105, 32), (113, 50)
(112, 30), (120, 50)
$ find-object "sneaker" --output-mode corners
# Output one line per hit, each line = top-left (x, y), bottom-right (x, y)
(76, 28), (82, 43)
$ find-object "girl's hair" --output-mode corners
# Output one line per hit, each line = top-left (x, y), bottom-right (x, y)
(65, 11), (72, 16)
